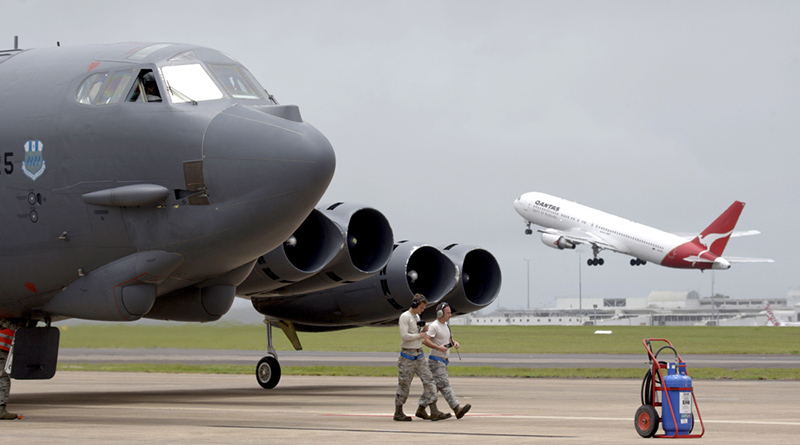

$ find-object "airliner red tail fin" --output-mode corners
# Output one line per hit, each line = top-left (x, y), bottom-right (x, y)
(693, 201), (745, 256)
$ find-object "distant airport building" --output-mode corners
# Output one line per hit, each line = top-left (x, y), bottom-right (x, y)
(453, 290), (800, 327)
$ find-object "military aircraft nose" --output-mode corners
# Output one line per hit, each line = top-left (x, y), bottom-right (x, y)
(201, 105), (335, 210)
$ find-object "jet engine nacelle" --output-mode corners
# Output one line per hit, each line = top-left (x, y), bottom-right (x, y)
(251, 241), (457, 328)
(541, 232), (576, 250)
(421, 244), (502, 321)
(236, 209), (345, 296)
(269, 202), (394, 295)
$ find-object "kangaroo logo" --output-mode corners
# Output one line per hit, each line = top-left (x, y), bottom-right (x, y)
(696, 230), (733, 258)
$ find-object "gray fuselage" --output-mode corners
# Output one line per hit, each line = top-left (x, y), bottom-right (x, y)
(0, 43), (335, 319)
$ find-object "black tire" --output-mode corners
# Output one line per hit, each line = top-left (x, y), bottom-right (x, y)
(635, 404), (659, 438)
(256, 356), (281, 389)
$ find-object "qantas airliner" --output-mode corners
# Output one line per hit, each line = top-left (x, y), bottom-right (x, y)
(513, 192), (773, 269)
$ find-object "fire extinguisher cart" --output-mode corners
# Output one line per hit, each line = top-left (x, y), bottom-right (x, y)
(635, 338), (705, 438)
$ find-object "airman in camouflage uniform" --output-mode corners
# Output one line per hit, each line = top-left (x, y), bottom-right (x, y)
(423, 302), (471, 419)
(394, 294), (449, 421)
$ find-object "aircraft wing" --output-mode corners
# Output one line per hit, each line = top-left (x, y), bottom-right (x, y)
(538, 228), (623, 253)
(731, 230), (761, 238)
(673, 229), (761, 240)
(725, 256), (774, 263)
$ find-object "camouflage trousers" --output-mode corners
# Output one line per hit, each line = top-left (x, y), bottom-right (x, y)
(395, 348), (437, 407)
(428, 357), (459, 410)
(0, 350), (9, 406)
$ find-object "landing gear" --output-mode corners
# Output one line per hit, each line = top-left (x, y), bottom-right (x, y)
(588, 245), (604, 266)
(524, 221), (533, 235)
(256, 321), (282, 389)
(587, 258), (604, 266)
(630, 258), (647, 266)
(256, 356), (281, 389)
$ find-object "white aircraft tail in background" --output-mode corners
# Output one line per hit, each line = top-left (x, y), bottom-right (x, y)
(764, 303), (800, 327)
(513, 192), (774, 270)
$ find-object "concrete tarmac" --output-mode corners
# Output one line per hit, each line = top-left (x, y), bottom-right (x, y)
(4, 372), (799, 444)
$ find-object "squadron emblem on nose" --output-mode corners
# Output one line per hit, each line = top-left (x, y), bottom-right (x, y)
(22, 140), (46, 181)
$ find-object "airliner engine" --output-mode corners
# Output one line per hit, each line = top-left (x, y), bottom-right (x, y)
(541, 232), (576, 250)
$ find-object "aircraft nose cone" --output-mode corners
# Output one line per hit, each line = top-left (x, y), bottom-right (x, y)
(513, 197), (525, 216)
(202, 105), (335, 208)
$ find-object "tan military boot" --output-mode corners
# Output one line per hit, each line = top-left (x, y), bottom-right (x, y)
(428, 402), (451, 421)
(0, 405), (18, 420)
(393, 405), (411, 421)
(454, 403), (472, 419)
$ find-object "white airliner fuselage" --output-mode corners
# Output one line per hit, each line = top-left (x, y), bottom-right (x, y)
(513, 192), (772, 270)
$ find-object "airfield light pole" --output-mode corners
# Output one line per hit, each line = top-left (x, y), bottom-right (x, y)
(524, 259), (531, 310)
(578, 253), (583, 323)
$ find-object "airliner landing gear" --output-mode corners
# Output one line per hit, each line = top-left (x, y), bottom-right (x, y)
(524, 221), (533, 235)
(588, 245), (604, 266)
(630, 258), (647, 266)
(256, 321), (282, 389)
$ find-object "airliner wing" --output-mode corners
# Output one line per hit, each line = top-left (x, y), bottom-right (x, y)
(539, 229), (623, 253)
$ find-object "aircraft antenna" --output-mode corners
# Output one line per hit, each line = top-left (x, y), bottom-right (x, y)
(14, 36), (18, 50)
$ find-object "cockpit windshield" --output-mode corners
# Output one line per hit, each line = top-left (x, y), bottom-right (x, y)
(161, 64), (223, 103)
(208, 64), (263, 100)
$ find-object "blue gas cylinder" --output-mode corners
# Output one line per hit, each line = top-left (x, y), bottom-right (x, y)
(662, 362), (693, 435)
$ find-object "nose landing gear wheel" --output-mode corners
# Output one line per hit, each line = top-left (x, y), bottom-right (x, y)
(634, 404), (659, 438)
(256, 356), (281, 389)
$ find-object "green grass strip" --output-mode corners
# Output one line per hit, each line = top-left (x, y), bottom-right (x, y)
(58, 324), (800, 355)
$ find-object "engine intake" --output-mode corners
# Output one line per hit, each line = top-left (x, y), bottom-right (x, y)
(270, 203), (394, 295)
(237, 209), (344, 296)
(421, 244), (502, 320)
(251, 241), (457, 327)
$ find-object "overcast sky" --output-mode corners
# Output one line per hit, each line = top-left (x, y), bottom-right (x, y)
(2, 1), (797, 315)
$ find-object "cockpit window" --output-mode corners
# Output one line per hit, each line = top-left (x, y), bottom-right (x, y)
(127, 70), (162, 103)
(75, 72), (108, 104)
(208, 64), (263, 100)
(162, 64), (223, 103)
(98, 70), (135, 105)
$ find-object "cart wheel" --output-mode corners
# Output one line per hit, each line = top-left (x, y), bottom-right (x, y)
(635, 405), (659, 438)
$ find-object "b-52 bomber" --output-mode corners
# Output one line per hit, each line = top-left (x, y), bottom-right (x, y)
(0, 41), (501, 389)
